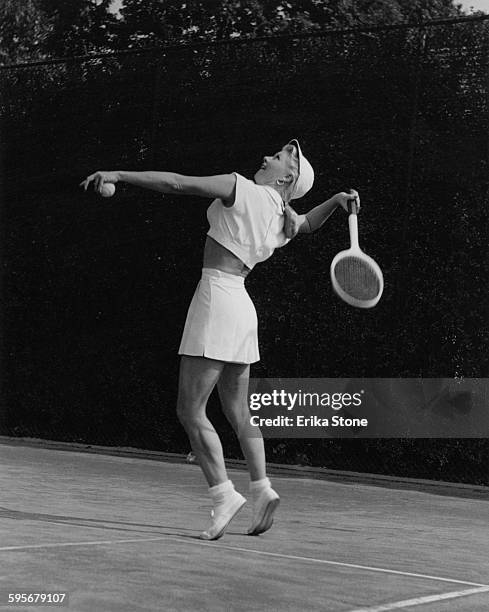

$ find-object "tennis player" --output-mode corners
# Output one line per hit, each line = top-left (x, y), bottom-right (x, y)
(80, 141), (358, 540)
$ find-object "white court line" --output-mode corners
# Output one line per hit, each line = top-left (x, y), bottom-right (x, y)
(347, 586), (489, 612)
(0, 536), (170, 552)
(190, 540), (489, 588)
(0, 535), (488, 590)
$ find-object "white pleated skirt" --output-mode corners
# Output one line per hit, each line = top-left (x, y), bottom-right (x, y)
(178, 268), (260, 364)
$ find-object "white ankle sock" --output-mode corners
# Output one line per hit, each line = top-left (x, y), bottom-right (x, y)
(250, 477), (271, 495)
(209, 479), (234, 500)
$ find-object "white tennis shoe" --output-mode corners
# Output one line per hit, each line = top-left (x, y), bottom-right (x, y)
(247, 487), (280, 536)
(200, 490), (247, 541)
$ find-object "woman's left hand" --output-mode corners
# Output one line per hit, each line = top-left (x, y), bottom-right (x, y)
(284, 204), (301, 239)
(335, 189), (360, 213)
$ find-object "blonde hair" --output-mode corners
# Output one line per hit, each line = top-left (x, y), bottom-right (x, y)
(283, 144), (299, 203)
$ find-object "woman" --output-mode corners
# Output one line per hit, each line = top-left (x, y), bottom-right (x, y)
(80, 140), (358, 540)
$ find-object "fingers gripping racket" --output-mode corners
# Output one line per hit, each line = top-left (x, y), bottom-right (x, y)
(330, 199), (383, 308)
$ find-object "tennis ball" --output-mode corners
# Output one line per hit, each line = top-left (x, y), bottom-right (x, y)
(100, 183), (116, 198)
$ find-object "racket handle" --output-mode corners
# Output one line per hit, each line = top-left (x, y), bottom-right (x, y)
(346, 188), (359, 214)
(347, 198), (359, 214)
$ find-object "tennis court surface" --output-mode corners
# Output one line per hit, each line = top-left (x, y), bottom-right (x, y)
(1, 441), (488, 612)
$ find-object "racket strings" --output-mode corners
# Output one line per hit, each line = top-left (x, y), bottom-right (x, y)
(333, 256), (381, 301)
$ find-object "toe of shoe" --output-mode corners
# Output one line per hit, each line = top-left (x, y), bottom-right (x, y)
(200, 496), (247, 540)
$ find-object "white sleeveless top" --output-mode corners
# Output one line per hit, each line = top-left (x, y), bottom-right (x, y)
(206, 172), (290, 269)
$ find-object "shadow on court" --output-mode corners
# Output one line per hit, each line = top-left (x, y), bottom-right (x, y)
(0, 507), (198, 536)
(1, 442), (488, 612)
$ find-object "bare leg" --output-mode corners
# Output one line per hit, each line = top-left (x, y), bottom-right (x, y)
(218, 362), (266, 482)
(218, 362), (280, 535)
(176, 355), (227, 487)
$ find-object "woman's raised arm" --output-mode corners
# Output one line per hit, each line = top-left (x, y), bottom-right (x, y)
(80, 171), (237, 205)
(284, 191), (360, 237)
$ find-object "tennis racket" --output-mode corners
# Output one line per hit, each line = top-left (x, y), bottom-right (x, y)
(330, 198), (383, 308)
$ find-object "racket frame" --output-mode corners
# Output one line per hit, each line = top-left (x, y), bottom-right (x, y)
(330, 201), (384, 309)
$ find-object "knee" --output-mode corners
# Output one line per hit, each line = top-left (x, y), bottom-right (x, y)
(221, 404), (249, 437)
(176, 395), (203, 430)
(176, 397), (190, 427)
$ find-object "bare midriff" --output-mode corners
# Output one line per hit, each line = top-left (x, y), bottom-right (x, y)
(203, 236), (251, 278)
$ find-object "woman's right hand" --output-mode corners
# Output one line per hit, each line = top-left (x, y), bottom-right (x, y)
(335, 190), (360, 213)
(79, 170), (120, 193)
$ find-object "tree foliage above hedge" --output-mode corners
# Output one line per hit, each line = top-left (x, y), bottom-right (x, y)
(0, 0), (469, 64)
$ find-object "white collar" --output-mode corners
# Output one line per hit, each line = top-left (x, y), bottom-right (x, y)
(262, 185), (286, 212)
